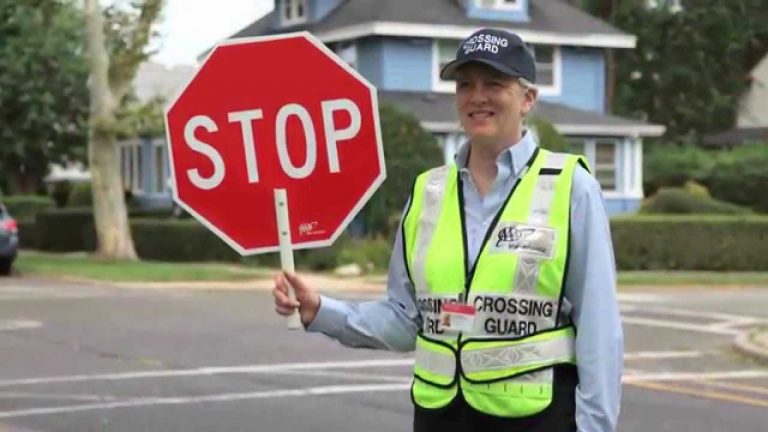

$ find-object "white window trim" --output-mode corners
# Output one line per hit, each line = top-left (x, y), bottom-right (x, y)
(281, 0), (308, 26)
(432, 40), (562, 96)
(535, 46), (562, 97)
(476, 0), (524, 12)
(432, 40), (456, 93)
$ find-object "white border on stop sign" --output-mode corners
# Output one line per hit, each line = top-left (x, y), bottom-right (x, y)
(163, 31), (386, 256)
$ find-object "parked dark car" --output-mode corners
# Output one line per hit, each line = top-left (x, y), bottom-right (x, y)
(0, 203), (19, 275)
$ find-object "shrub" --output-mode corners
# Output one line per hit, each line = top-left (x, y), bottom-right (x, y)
(611, 215), (768, 271)
(337, 237), (392, 273)
(50, 181), (72, 208)
(2, 195), (55, 222)
(35, 207), (96, 252)
(703, 143), (768, 213)
(361, 103), (443, 238)
(528, 116), (569, 152)
(639, 187), (751, 215)
(68, 182), (93, 207)
(643, 145), (714, 196)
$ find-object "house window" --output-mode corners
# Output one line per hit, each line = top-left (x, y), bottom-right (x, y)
(282, 0), (307, 25)
(595, 140), (617, 191)
(476, 0), (522, 11)
(433, 39), (461, 92)
(565, 138), (617, 192)
(152, 144), (166, 194)
(532, 45), (555, 87)
(120, 141), (143, 193)
(335, 41), (357, 69)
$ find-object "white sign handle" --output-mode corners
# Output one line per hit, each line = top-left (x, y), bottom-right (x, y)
(274, 188), (302, 330)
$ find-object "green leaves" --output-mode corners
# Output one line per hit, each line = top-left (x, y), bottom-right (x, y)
(0, 0), (90, 191)
(610, 0), (768, 143)
(361, 103), (444, 238)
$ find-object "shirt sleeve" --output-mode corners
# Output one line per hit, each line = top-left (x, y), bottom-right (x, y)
(305, 215), (421, 353)
(566, 167), (624, 432)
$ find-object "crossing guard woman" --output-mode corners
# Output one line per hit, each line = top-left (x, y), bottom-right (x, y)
(274, 28), (624, 432)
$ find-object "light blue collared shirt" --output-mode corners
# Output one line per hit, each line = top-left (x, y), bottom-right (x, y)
(307, 132), (624, 432)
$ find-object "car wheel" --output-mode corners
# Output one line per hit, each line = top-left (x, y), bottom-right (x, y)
(0, 259), (11, 276)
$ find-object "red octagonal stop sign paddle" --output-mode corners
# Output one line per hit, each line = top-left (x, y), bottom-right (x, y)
(165, 32), (385, 329)
(165, 32), (385, 256)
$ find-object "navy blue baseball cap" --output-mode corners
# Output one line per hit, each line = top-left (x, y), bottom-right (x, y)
(440, 28), (536, 84)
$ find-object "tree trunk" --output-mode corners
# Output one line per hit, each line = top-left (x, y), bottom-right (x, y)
(84, 0), (137, 260)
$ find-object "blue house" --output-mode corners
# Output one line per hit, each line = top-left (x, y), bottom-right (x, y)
(126, 0), (664, 214)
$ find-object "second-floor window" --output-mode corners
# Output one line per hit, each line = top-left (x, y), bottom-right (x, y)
(433, 39), (560, 95)
(533, 45), (555, 88)
(282, 0), (307, 25)
(476, 0), (523, 10)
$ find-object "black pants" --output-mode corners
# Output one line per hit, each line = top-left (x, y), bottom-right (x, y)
(413, 366), (578, 432)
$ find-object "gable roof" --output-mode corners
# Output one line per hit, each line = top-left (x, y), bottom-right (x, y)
(232, 0), (635, 49)
(379, 91), (665, 137)
(703, 127), (768, 148)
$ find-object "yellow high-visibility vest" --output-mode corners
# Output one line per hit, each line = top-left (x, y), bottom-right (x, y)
(403, 148), (587, 417)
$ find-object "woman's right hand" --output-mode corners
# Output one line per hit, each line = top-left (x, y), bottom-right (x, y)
(272, 272), (321, 327)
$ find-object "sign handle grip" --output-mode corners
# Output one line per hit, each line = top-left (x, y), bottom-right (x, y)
(274, 189), (302, 330)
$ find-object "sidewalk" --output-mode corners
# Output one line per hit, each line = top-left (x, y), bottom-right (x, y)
(734, 327), (768, 363)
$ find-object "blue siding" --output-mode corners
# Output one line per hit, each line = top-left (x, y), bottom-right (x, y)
(357, 37), (384, 88)
(540, 47), (605, 113)
(309, 0), (343, 22)
(605, 197), (641, 215)
(463, 0), (530, 22)
(380, 38), (433, 91)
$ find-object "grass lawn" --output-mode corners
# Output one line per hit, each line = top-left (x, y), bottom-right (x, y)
(13, 251), (270, 282)
(618, 271), (768, 286)
(12, 251), (768, 286)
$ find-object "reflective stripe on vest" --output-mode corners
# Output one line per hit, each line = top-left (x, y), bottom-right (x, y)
(404, 148), (587, 418)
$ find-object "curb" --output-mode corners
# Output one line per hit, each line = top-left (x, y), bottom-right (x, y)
(733, 327), (768, 364)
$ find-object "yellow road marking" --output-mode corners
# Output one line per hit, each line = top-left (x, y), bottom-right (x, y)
(628, 381), (768, 409)
(702, 380), (768, 396)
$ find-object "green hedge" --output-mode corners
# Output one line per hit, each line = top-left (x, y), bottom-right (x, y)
(17, 221), (38, 249)
(27, 211), (768, 271)
(133, 219), (354, 269)
(132, 219), (240, 262)
(2, 195), (55, 222)
(35, 207), (96, 252)
(611, 216), (768, 271)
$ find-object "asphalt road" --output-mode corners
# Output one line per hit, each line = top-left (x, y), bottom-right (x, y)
(0, 277), (766, 431)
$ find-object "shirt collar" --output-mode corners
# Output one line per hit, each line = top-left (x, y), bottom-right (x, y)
(454, 130), (538, 178)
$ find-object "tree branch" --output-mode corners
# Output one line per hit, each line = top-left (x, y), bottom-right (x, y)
(84, 0), (114, 130)
(109, 0), (164, 100)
